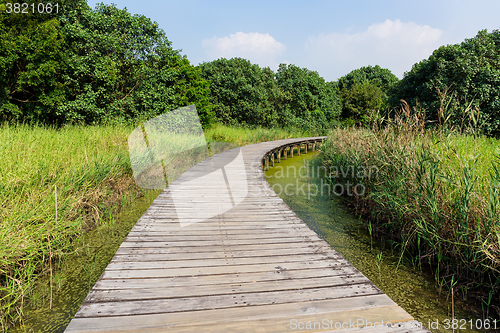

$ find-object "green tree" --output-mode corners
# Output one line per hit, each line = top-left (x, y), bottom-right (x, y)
(337, 65), (399, 94)
(340, 81), (384, 124)
(0, 0), (71, 122)
(275, 63), (341, 131)
(335, 65), (398, 125)
(198, 57), (280, 127)
(0, 1), (213, 125)
(171, 56), (214, 126)
(390, 29), (500, 135)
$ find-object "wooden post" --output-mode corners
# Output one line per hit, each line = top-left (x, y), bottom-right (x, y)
(277, 149), (281, 163)
(312, 142), (315, 152)
(283, 147), (287, 160)
(297, 144), (301, 156)
(264, 156), (269, 171)
(304, 142), (308, 154)
(290, 146), (293, 158)
(271, 153), (275, 167)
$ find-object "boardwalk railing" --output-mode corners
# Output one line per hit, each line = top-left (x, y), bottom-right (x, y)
(65, 137), (428, 333)
(262, 139), (323, 171)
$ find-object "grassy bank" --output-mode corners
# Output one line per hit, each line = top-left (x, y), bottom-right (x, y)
(0, 123), (143, 330)
(0, 122), (311, 330)
(321, 122), (500, 317)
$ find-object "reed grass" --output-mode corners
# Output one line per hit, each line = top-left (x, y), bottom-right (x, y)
(321, 104), (500, 317)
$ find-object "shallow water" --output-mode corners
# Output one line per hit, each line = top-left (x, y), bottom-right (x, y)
(14, 190), (161, 333)
(265, 151), (485, 333)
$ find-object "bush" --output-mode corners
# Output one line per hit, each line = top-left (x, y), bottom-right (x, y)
(337, 65), (399, 93)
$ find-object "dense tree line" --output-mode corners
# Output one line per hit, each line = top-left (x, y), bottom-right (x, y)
(1, 1), (498, 135)
(275, 63), (341, 131)
(0, 1), (342, 131)
(0, 0), (214, 125)
(198, 59), (341, 132)
(332, 30), (500, 136)
(197, 58), (280, 127)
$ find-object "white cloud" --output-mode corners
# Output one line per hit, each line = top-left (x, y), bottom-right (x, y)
(305, 19), (444, 80)
(202, 32), (286, 69)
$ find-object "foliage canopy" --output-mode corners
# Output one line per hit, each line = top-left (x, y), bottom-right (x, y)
(275, 63), (342, 131)
(199, 59), (341, 133)
(390, 29), (500, 135)
(336, 65), (397, 125)
(0, 1), (213, 125)
(198, 57), (280, 127)
(337, 65), (399, 93)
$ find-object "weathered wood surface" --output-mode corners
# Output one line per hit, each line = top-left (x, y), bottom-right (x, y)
(65, 137), (427, 333)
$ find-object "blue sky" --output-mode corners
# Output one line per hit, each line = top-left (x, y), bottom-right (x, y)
(87, 0), (500, 81)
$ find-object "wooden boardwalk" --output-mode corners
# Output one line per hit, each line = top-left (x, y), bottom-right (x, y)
(65, 138), (428, 333)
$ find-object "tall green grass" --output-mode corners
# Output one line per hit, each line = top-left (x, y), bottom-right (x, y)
(204, 123), (315, 147)
(0, 122), (310, 330)
(321, 108), (500, 317)
(0, 123), (144, 330)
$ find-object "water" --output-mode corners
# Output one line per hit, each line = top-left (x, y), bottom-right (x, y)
(14, 190), (161, 333)
(265, 151), (485, 333)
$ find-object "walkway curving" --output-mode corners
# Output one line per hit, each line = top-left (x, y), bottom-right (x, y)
(64, 137), (429, 333)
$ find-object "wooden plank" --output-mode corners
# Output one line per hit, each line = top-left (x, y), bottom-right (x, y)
(124, 233), (315, 242)
(121, 236), (320, 244)
(140, 211), (300, 218)
(116, 242), (324, 254)
(118, 237), (324, 247)
(126, 228), (317, 237)
(76, 284), (383, 317)
(102, 262), (351, 279)
(65, 294), (402, 332)
(95, 306), (412, 333)
(86, 275), (371, 302)
(131, 224), (311, 230)
(109, 251), (346, 269)
(113, 245), (337, 258)
(133, 219), (305, 225)
(125, 229), (319, 238)
(67, 302), (416, 333)
(109, 254), (345, 267)
(133, 215), (308, 224)
(112, 239), (342, 255)
(117, 241), (326, 254)
(94, 264), (361, 289)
